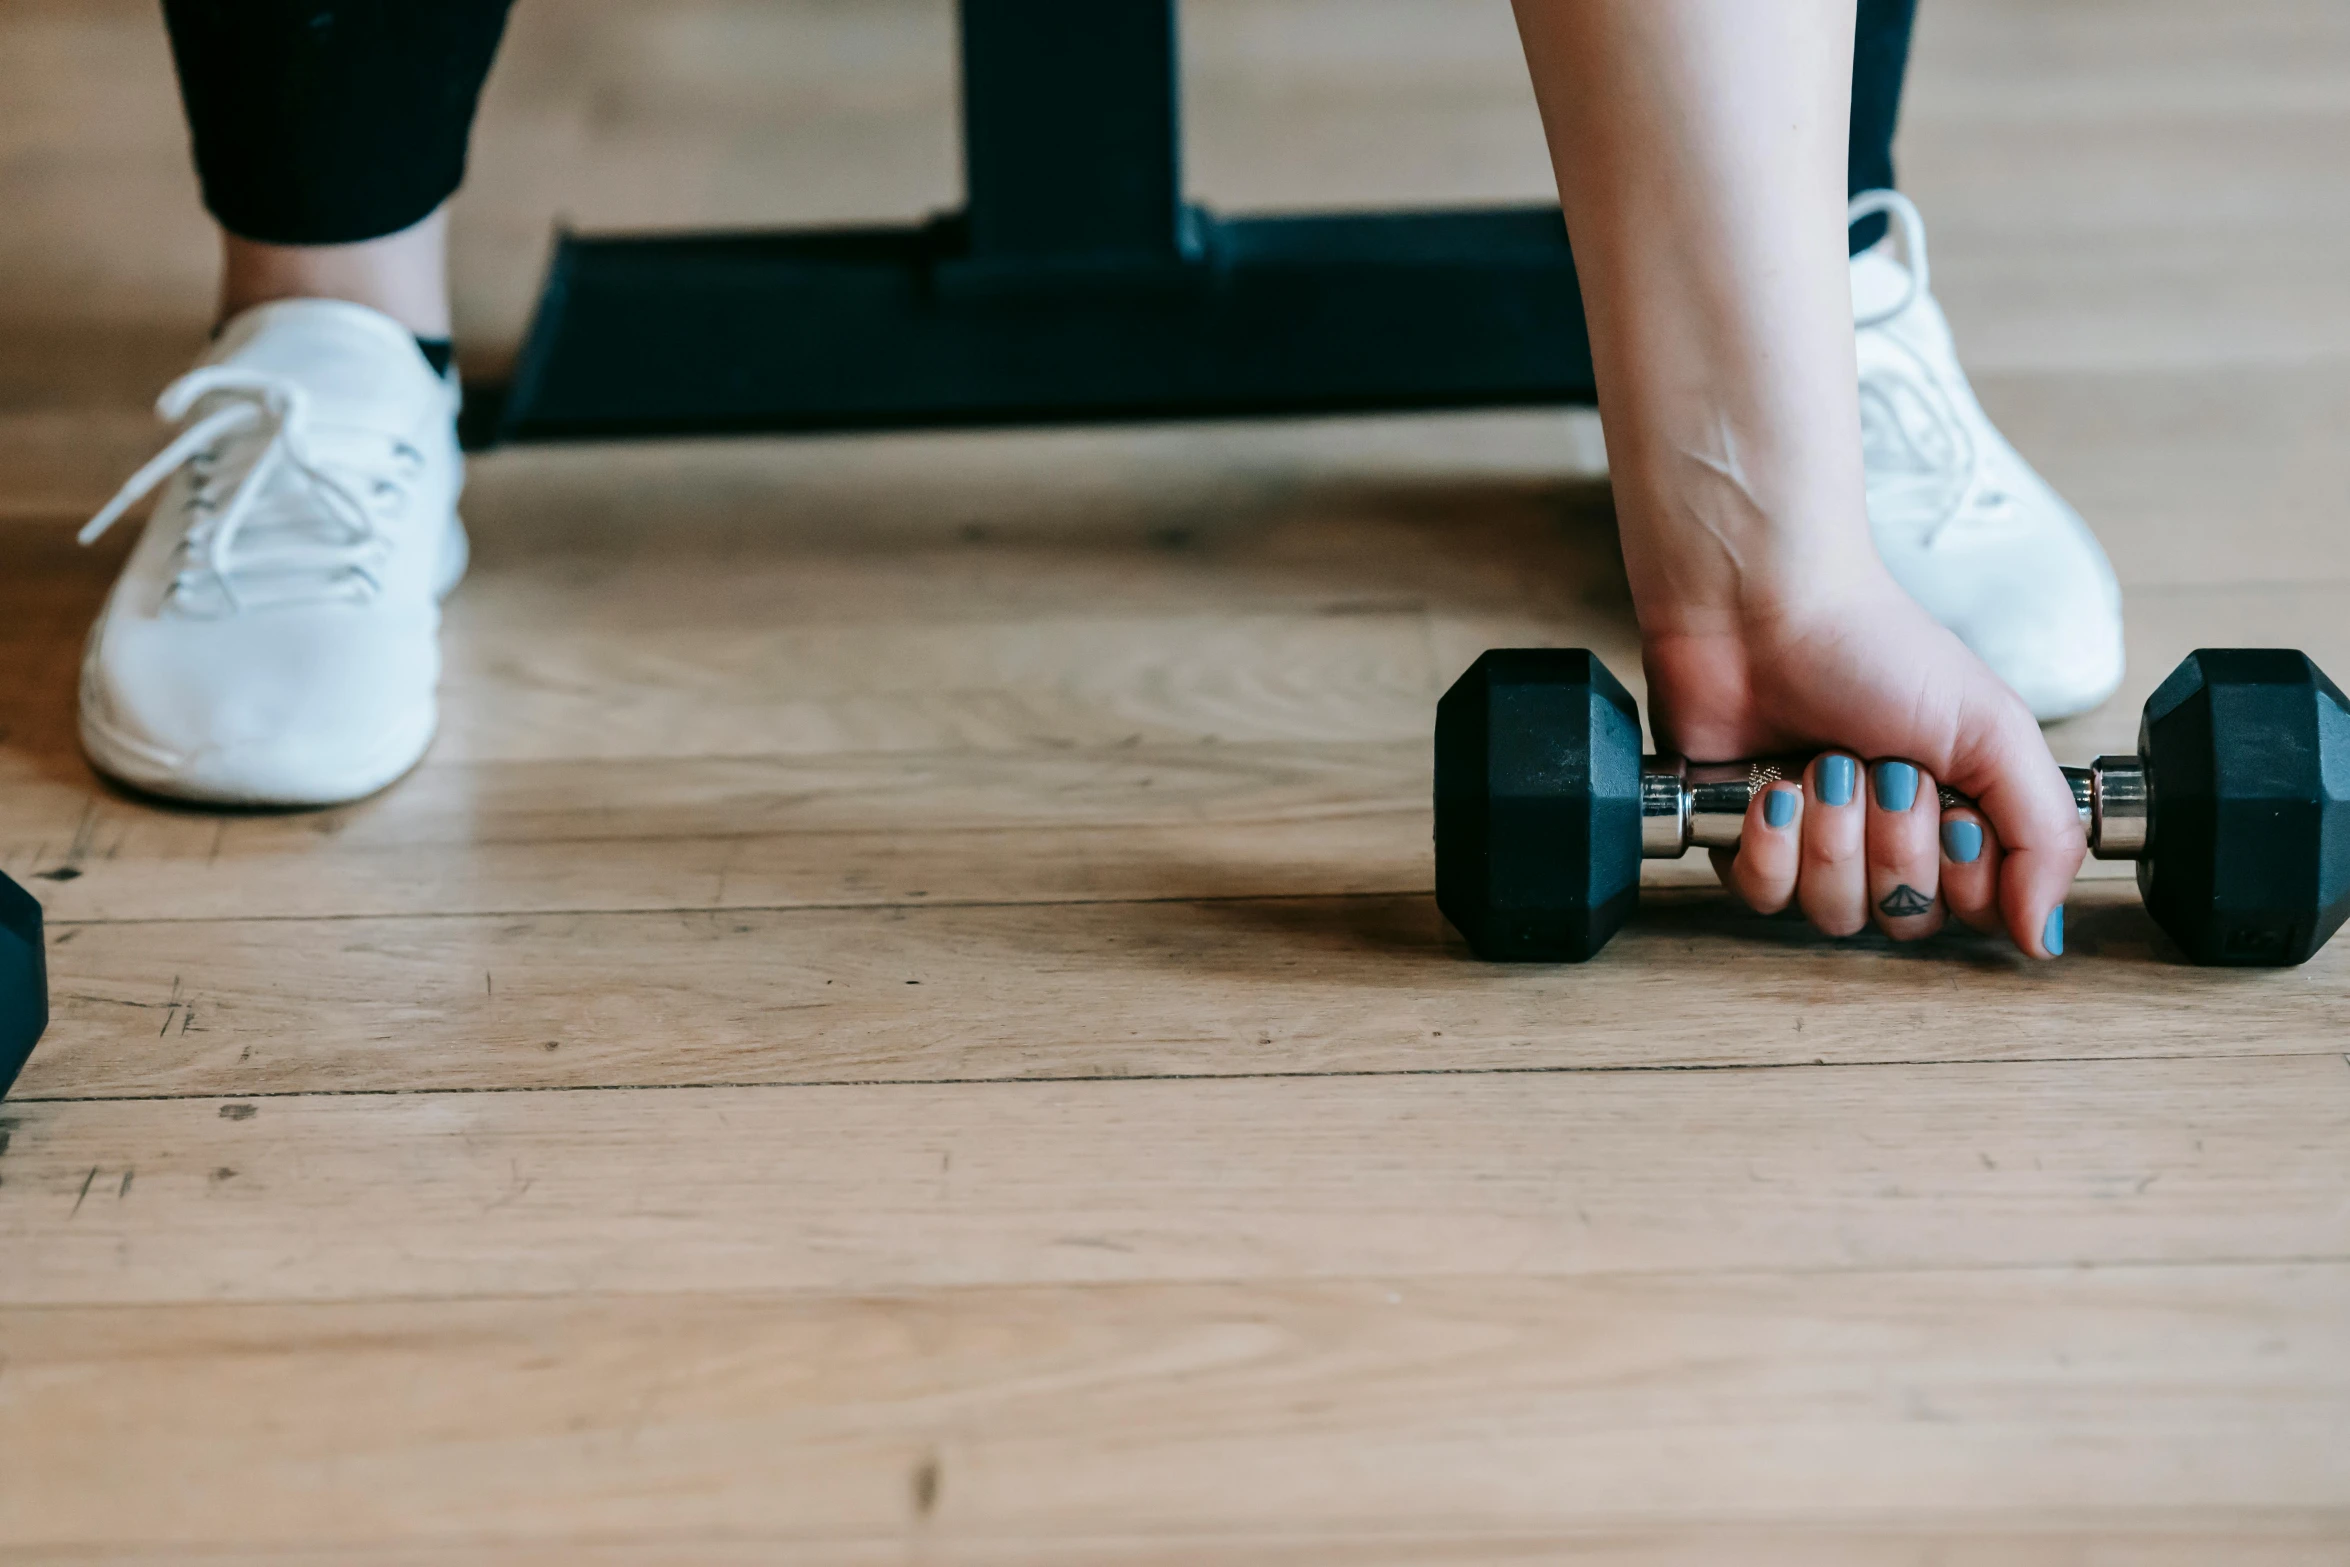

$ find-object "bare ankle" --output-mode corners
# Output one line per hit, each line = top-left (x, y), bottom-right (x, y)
(219, 206), (452, 339)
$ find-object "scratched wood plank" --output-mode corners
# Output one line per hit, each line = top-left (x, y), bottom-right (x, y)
(8, 1529), (2349, 1567)
(11, 1532), (2349, 1567)
(2, 1267), (2345, 1550)
(0, 742), (1436, 922)
(2, 1055), (2345, 1306)
(18, 878), (2350, 1101)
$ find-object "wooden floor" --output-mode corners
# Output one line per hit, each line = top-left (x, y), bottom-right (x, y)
(5, 0), (2350, 1560)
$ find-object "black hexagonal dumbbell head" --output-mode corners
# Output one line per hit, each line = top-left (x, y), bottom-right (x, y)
(0, 870), (45, 1100)
(1435, 648), (1644, 961)
(2139, 648), (2350, 966)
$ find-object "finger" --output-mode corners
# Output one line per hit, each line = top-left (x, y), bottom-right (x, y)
(1866, 759), (1944, 940)
(1798, 752), (1868, 937)
(1721, 779), (1804, 915)
(1942, 689), (2086, 959)
(1936, 795), (2003, 934)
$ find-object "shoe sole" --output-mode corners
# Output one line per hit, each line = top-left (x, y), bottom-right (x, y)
(80, 699), (442, 810)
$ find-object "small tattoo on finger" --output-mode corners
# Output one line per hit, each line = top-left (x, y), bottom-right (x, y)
(1878, 884), (1934, 918)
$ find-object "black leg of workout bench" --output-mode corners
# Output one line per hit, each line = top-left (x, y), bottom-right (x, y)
(468, 0), (1595, 449)
(960, 0), (1188, 268)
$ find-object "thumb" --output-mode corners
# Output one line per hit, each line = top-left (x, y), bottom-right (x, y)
(1941, 685), (2084, 959)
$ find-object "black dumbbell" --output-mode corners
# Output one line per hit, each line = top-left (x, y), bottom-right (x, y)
(1, 870), (44, 1099)
(1434, 647), (2350, 966)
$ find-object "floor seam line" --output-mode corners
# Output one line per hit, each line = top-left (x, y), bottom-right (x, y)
(11, 1047), (2339, 1104)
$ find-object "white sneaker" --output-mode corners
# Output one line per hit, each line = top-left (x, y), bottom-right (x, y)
(1850, 190), (2126, 722)
(77, 300), (467, 806)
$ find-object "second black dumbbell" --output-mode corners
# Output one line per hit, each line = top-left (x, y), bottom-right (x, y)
(1, 870), (45, 1100)
(1434, 646), (2350, 966)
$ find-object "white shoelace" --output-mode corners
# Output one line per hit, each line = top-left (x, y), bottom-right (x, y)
(81, 366), (420, 615)
(1849, 188), (2011, 549)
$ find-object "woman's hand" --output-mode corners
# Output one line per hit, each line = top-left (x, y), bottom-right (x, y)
(1645, 571), (2082, 956)
(1510, 1), (2085, 956)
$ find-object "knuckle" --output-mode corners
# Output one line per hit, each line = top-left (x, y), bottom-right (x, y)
(1805, 837), (1863, 869)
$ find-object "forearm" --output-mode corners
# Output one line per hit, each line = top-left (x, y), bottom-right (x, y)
(1513, 0), (1876, 636)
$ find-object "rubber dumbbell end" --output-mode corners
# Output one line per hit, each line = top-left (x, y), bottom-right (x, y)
(2137, 648), (2350, 966)
(0, 871), (45, 1100)
(1435, 649), (1645, 961)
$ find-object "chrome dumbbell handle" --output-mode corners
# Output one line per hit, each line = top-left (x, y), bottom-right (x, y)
(2070, 758), (2152, 858)
(1638, 754), (2151, 860)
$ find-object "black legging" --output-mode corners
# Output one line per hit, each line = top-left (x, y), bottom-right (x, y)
(164, 0), (1919, 253)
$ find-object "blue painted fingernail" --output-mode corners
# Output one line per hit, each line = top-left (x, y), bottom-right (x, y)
(1763, 787), (1797, 829)
(1817, 754), (1856, 807)
(1941, 820), (1983, 864)
(1872, 760), (1918, 813)
(2042, 905), (2065, 957)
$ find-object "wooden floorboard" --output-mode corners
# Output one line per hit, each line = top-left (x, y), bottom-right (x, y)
(15, 1531), (2350, 1567)
(3, 1268), (2346, 1549)
(2, 1055), (2345, 1305)
(1, 741), (1438, 922)
(21, 878), (2350, 1100)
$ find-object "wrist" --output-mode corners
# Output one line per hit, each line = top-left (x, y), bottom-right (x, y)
(1618, 486), (1885, 643)
(1602, 400), (1880, 631)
